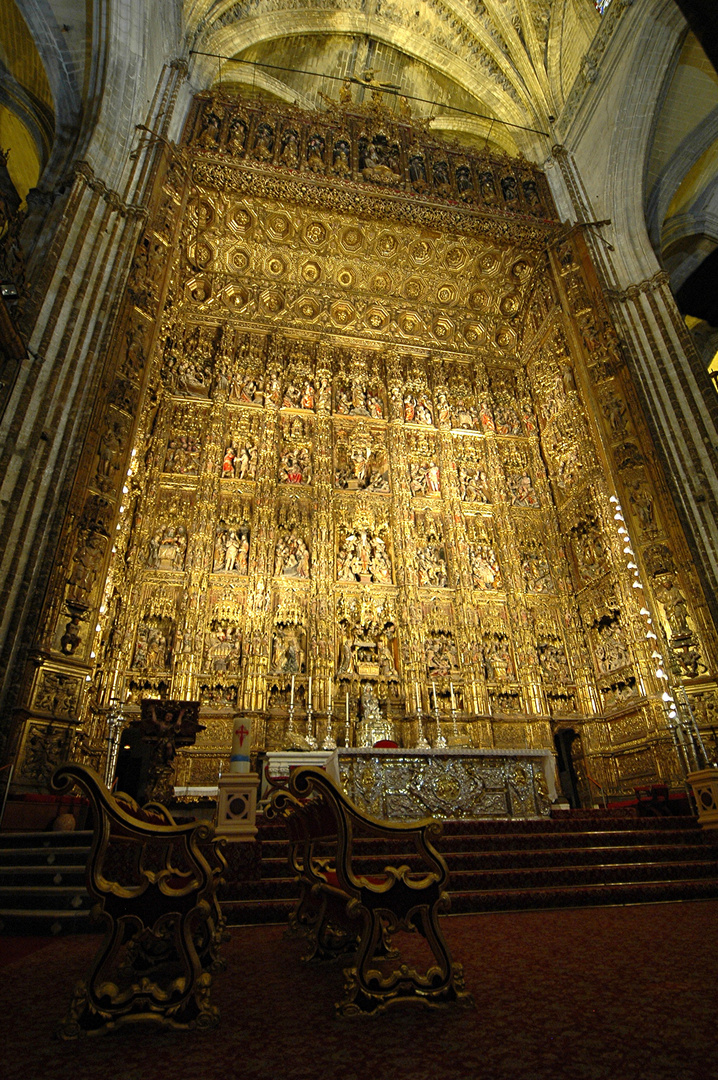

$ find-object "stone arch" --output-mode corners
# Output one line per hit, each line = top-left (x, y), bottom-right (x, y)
(600, 0), (687, 284)
(18, 0), (85, 189)
(189, 12), (536, 131)
(646, 102), (718, 258)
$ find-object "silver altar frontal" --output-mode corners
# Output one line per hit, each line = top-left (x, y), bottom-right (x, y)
(327, 748), (556, 822)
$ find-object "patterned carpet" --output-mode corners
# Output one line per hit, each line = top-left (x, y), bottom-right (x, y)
(2, 901), (718, 1080)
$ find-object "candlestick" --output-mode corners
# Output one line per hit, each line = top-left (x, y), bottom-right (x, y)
(432, 680), (446, 748)
(321, 677), (336, 751)
(415, 680), (429, 748)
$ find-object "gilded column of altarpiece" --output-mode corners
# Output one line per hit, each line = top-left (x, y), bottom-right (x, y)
(11, 89), (718, 803)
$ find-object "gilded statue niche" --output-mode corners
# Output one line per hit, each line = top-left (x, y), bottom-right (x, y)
(336, 524), (392, 585)
(334, 420), (390, 493)
(277, 413), (313, 486)
(163, 405), (203, 476)
(465, 519), (503, 593)
(212, 519), (250, 575)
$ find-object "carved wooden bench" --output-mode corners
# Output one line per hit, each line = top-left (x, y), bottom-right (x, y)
(51, 762), (228, 1037)
(266, 765), (473, 1017)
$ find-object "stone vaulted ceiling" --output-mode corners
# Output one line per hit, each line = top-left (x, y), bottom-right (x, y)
(185, 0), (600, 155)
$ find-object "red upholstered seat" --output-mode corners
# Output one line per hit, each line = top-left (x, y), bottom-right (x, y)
(114, 795), (172, 826)
(373, 739), (399, 748)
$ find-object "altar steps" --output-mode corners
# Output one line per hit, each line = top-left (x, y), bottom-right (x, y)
(219, 811), (718, 924)
(0, 830), (94, 935)
(4, 812), (717, 933)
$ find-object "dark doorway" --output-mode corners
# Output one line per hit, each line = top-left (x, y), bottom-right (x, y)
(676, 245), (718, 326)
(554, 727), (581, 808)
(113, 725), (151, 802)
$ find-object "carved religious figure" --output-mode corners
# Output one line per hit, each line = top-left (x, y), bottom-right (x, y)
(654, 578), (692, 639)
(333, 139), (351, 176)
(227, 116), (247, 155)
(458, 466), (490, 503)
(469, 543), (502, 590)
(520, 548), (555, 593)
(148, 525), (187, 571)
(482, 633), (514, 681)
(409, 461), (440, 497)
(68, 532), (105, 599)
(493, 396), (522, 436)
(594, 619), (630, 674)
(278, 448), (311, 484)
(207, 625), (242, 673)
(416, 541), (448, 587)
(453, 400), (478, 430)
(425, 634), (458, 677)
(508, 470), (539, 507)
(213, 525), (250, 574)
(300, 381), (315, 410)
(165, 434), (200, 474)
(336, 529), (391, 584)
(274, 532), (311, 579)
(271, 626), (304, 673)
(415, 396), (434, 426)
(537, 638), (571, 682)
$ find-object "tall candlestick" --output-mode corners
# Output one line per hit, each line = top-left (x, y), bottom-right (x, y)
(308, 675), (312, 707)
(450, 681), (456, 711)
(432, 681), (438, 712)
(290, 674), (295, 706)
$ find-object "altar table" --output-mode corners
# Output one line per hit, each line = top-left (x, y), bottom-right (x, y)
(326, 747), (556, 822)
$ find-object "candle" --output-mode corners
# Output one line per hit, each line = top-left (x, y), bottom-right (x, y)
(328, 680), (332, 714)
(473, 680), (478, 715)
(450, 682), (456, 711)
(346, 691), (350, 726)
(290, 674), (295, 706)
(432, 681), (438, 712)
(308, 676), (312, 708)
(415, 683), (420, 711)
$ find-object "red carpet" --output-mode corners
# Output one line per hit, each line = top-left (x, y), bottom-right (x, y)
(3, 902), (718, 1080)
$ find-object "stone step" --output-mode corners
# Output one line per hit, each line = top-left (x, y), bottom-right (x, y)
(0, 865), (87, 887)
(0, 907), (94, 936)
(222, 810), (717, 924)
(0, 830), (93, 848)
(256, 840), (718, 878)
(258, 827), (711, 859)
(0, 845), (92, 867)
(450, 877), (718, 913)
(447, 859), (718, 891)
(255, 814), (701, 837)
(0, 884), (92, 913)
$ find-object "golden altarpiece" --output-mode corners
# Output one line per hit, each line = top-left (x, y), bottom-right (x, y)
(8, 87), (718, 807)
